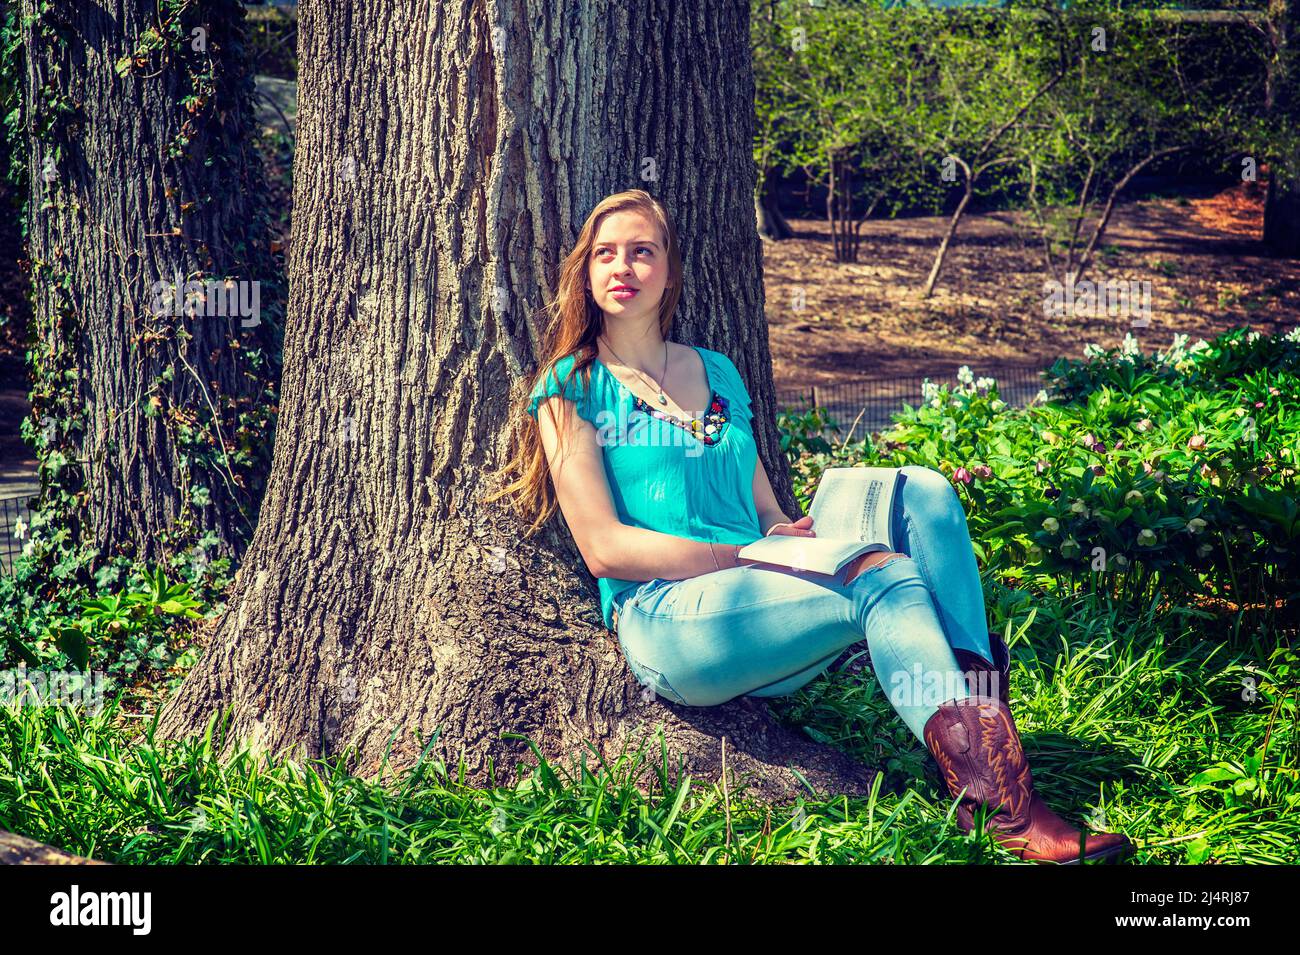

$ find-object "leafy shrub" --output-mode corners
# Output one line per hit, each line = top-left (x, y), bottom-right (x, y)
(2, 560), (213, 700)
(786, 327), (1300, 635)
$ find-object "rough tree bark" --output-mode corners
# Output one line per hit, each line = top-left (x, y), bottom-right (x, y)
(0, 830), (107, 865)
(151, 0), (879, 807)
(19, 0), (280, 567)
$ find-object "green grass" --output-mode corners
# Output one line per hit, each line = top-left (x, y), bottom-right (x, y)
(2, 573), (1295, 864)
(4, 328), (1296, 864)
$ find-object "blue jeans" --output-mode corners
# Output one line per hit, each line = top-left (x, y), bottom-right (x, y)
(611, 465), (994, 742)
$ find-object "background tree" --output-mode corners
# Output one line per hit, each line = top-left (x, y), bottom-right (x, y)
(1263, 0), (1300, 255)
(753, 0), (795, 240)
(13, 0), (281, 580)
(758, 0), (949, 264)
(153, 0), (878, 805)
(1019, 3), (1266, 289)
(913, 4), (1065, 298)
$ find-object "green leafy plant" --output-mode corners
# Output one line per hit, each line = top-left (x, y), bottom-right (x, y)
(782, 328), (1300, 638)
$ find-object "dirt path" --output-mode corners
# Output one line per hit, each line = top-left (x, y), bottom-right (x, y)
(762, 180), (1298, 391)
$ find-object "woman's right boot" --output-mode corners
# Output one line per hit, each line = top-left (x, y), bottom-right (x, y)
(922, 694), (1134, 864)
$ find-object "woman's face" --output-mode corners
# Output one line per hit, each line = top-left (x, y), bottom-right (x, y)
(586, 210), (671, 324)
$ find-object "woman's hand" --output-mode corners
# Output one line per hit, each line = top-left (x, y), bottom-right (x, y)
(731, 516), (817, 571)
(765, 516), (815, 538)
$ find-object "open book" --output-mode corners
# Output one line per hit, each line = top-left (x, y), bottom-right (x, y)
(737, 467), (902, 576)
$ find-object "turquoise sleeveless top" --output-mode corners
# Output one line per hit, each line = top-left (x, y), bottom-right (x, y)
(527, 345), (764, 630)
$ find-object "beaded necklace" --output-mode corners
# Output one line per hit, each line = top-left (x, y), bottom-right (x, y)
(634, 391), (731, 447)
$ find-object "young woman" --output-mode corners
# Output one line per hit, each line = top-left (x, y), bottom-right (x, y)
(487, 189), (1132, 864)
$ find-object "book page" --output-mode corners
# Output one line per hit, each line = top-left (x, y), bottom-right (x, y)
(807, 467), (901, 549)
(735, 535), (887, 575)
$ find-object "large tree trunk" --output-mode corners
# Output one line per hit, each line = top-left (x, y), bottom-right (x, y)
(1264, 0), (1300, 256)
(19, 0), (280, 568)
(151, 0), (878, 806)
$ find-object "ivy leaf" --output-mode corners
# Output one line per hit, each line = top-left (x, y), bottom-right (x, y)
(3, 629), (40, 667)
(54, 625), (89, 670)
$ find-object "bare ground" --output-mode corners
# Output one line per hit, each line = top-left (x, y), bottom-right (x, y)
(762, 179), (1299, 392)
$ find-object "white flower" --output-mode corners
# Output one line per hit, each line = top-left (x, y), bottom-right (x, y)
(957, 365), (974, 386)
(1034, 389), (1049, 405)
(1189, 339), (1211, 355)
(1121, 332), (1141, 357)
(1246, 331), (1260, 343)
(921, 380), (939, 403)
(976, 376), (995, 392)
(13, 518), (26, 539)
(1083, 343), (1106, 359)
(1285, 326), (1300, 343)
(1042, 517), (1060, 533)
(990, 398), (1006, 411)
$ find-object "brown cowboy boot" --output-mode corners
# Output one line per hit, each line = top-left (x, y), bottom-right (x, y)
(922, 695), (1134, 864)
(951, 630), (1011, 707)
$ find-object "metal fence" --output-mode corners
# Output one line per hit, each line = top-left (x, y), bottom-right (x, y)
(772, 362), (1050, 440)
(0, 488), (36, 576)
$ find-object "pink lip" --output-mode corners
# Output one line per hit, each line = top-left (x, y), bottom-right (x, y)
(611, 287), (638, 295)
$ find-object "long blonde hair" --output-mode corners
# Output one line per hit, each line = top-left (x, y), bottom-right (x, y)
(483, 189), (684, 537)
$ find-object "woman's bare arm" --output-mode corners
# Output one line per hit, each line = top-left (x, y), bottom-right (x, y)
(534, 395), (760, 581)
(751, 454), (791, 535)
